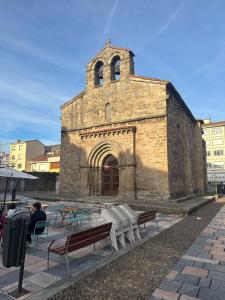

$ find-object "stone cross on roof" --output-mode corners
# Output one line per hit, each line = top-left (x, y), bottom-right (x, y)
(105, 39), (111, 47)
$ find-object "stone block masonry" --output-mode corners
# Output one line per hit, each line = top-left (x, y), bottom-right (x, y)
(59, 42), (206, 203)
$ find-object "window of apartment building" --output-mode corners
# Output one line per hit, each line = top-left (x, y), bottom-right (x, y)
(205, 140), (211, 147)
(214, 150), (224, 156)
(207, 173), (213, 180)
(207, 163), (213, 168)
(19, 145), (23, 150)
(214, 162), (225, 169)
(203, 129), (210, 135)
(212, 127), (222, 135)
(18, 154), (22, 160)
(11, 155), (15, 160)
(39, 164), (46, 171)
(215, 173), (225, 180)
(11, 146), (15, 151)
(213, 139), (223, 146)
(17, 164), (22, 169)
(206, 151), (211, 156)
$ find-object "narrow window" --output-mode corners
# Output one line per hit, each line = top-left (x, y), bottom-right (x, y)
(94, 61), (104, 86)
(111, 56), (120, 81)
(105, 103), (112, 122)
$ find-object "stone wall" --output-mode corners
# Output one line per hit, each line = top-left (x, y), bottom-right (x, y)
(0, 172), (58, 193)
(167, 86), (206, 198)
(59, 44), (206, 203)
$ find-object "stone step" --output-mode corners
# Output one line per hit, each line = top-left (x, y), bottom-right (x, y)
(171, 193), (202, 203)
(129, 195), (216, 216)
(20, 192), (216, 216)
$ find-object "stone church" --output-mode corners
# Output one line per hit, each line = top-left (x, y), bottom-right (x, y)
(59, 41), (207, 203)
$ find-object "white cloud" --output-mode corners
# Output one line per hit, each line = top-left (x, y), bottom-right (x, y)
(101, 0), (119, 42)
(0, 34), (82, 71)
(136, 0), (186, 51)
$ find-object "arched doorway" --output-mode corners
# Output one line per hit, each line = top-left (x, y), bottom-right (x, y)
(102, 154), (119, 196)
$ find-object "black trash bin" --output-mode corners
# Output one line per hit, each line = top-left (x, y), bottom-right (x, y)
(2, 212), (30, 293)
(2, 211), (30, 267)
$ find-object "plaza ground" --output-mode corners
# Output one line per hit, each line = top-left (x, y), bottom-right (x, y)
(32, 198), (225, 300)
(0, 196), (181, 300)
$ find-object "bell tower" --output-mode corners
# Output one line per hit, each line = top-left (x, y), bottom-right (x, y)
(86, 40), (135, 90)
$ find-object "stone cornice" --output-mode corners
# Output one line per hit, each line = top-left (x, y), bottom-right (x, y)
(61, 113), (166, 134)
(79, 126), (136, 140)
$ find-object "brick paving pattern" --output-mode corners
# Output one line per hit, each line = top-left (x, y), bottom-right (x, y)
(151, 204), (225, 300)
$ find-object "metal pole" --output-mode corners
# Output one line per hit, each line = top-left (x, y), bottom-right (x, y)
(3, 177), (9, 211)
(18, 219), (28, 294)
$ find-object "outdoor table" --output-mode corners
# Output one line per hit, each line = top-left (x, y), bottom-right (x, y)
(59, 207), (79, 224)
(26, 204), (49, 215)
(0, 200), (20, 209)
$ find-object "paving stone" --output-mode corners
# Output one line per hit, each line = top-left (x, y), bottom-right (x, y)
(185, 249), (199, 256)
(179, 283), (199, 297)
(199, 277), (211, 288)
(179, 295), (199, 300)
(0, 270), (32, 289)
(197, 253), (212, 260)
(174, 273), (200, 285)
(211, 249), (225, 255)
(198, 287), (225, 300)
(204, 263), (225, 272)
(213, 254), (225, 262)
(25, 271), (61, 288)
(182, 255), (218, 265)
(193, 261), (204, 268)
(160, 280), (182, 293)
(166, 271), (179, 280)
(179, 259), (195, 266)
(208, 270), (225, 281)
(152, 288), (180, 300)
(210, 278), (225, 292)
(182, 266), (208, 278)
(0, 293), (14, 300)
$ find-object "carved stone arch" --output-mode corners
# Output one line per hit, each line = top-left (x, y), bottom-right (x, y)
(88, 140), (126, 167)
(87, 141), (126, 196)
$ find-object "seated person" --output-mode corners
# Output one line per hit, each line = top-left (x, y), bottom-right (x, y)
(7, 203), (17, 216)
(0, 209), (6, 246)
(27, 202), (46, 243)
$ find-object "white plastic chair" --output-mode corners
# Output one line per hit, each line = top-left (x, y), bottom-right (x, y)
(100, 208), (126, 251)
(118, 204), (139, 223)
(112, 206), (140, 241)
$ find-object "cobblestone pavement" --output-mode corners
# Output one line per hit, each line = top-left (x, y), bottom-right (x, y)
(151, 201), (225, 300)
(0, 198), (181, 299)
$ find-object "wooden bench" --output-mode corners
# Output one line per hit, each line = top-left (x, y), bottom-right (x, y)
(47, 222), (112, 276)
(137, 210), (159, 231)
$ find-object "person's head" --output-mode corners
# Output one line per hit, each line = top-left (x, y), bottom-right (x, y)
(8, 203), (16, 210)
(32, 202), (41, 212)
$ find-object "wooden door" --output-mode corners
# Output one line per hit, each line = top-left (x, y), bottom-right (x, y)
(102, 155), (119, 196)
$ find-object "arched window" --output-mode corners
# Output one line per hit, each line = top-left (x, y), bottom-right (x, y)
(94, 61), (104, 86)
(111, 56), (120, 81)
(105, 103), (112, 122)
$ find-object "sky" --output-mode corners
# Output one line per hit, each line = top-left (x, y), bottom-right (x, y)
(0, 0), (225, 148)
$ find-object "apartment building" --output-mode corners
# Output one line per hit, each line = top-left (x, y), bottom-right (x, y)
(202, 119), (225, 190)
(10, 140), (45, 171)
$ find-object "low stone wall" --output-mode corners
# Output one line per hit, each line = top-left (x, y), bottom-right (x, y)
(0, 172), (59, 192)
